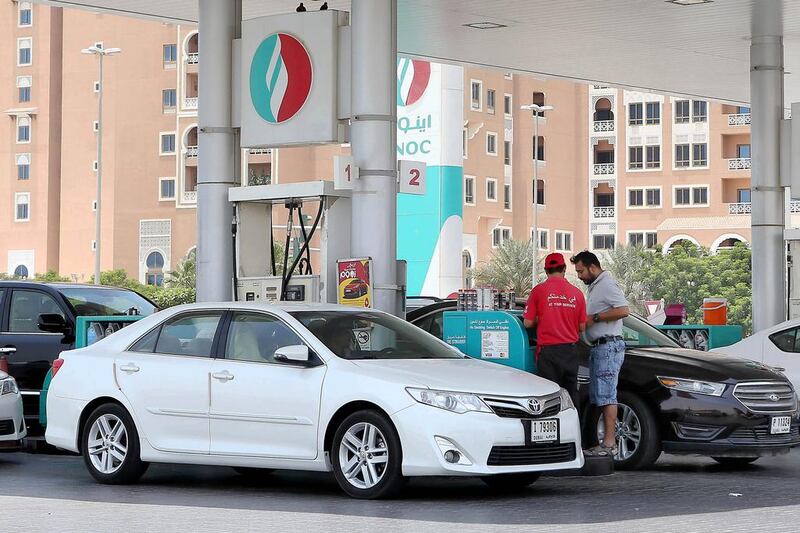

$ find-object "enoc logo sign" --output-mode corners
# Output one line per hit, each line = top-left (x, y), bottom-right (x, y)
(397, 58), (430, 107)
(250, 32), (313, 124)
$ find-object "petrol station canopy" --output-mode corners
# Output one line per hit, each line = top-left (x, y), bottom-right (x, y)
(39, 0), (800, 106)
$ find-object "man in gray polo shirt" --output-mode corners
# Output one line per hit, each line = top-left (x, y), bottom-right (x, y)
(570, 250), (629, 457)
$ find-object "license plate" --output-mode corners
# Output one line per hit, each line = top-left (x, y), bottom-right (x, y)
(522, 418), (559, 444)
(770, 416), (791, 435)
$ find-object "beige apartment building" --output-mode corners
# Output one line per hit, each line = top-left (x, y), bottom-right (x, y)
(1, 3), (757, 293)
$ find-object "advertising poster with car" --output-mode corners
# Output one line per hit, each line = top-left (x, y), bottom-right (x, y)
(337, 258), (373, 308)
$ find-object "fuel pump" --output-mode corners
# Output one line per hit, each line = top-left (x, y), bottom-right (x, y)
(229, 180), (351, 303)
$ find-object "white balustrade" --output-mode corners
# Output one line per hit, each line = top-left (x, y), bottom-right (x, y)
(184, 97), (198, 110)
(728, 158), (751, 171)
(185, 145), (198, 157)
(187, 52), (199, 65)
(593, 120), (615, 133)
(593, 163), (615, 176)
(593, 206), (615, 218)
(727, 202), (752, 215)
(727, 113), (751, 126)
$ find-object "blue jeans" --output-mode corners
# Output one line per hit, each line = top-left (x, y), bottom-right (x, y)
(589, 339), (625, 407)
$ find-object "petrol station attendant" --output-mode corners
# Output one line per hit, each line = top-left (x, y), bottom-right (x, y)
(522, 253), (586, 406)
(570, 250), (629, 457)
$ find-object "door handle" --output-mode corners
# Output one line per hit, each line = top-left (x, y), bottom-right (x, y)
(211, 371), (234, 382)
(0, 347), (17, 354)
(120, 363), (140, 373)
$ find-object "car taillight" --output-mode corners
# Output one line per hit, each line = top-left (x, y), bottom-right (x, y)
(52, 358), (65, 378)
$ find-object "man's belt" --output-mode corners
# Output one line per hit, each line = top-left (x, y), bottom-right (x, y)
(592, 335), (623, 346)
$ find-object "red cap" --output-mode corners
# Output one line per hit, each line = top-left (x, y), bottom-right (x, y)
(544, 252), (566, 269)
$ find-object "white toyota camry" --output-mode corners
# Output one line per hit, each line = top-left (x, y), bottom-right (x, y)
(46, 303), (583, 498)
(0, 370), (26, 451)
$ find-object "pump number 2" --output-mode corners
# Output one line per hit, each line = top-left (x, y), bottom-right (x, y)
(399, 160), (427, 195)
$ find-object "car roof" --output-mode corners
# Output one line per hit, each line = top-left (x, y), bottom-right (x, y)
(0, 281), (132, 291)
(168, 302), (388, 313)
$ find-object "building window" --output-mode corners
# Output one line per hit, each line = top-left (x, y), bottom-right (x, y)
(532, 92), (546, 115)
(692, 143), (708, 167)
(470, 80), (482, 110)
(737, 144), (751, 159)
(645, 145), (661, 169)
(16, 117), (31, 143)
(629, 103), (643, 126)
(486, 178), (497, 201)
(692, 100), (708, 122)
(13, 265), (29, 278)
(675, 186), (709, 207)
(595, 192), (614, 207)
(629, 146), (643, 169)
(675, 144), (690, 168)
(737, 188), (751, 203)
(486, 132), (497, 155)
(537, 229), (549, 250)
(462, 128), (468, 159)
(19, 2), (33, 26)
(645, 102), (660, 125)
(503, 184), (511, 210)
(17, 76), (32, 103)
(492, 227), (511, 248)
(675, 100), (690, 123)
(555, 231), (573, 252)
(19, 86), (31, 103)
(462, 250), (473, 289)
(534, 179), (545, 205)
(145, 251), (165, 286)
(93, 120), (100, 132)
(17, 154), (31, 180)
(487, 89), (496, 114)
(629, 232), (658, 249)
(593, 234), (615, 250)
(159, 178), (176, 200)
(162, 89), (177, 110)
(160, 133), (176, 154)
(532, 136), (545, 161)
(464, 175), (475, 204)
(17, 38), (32, 66)
(693, 187), (708, 205)
(504, 141), (511, 165)
(646, 188), (661, 207)
(15, 193), (30, 222)
(163, 43), (178, 63)
(629, 189), (644, 207)
(504, 94), (512, 115)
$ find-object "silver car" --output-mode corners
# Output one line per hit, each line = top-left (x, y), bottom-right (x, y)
(0, 371), (26, 451)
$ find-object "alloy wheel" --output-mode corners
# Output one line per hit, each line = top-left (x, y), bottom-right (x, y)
(597, 403), (642, 461)
(87, 413), (129, 474)
(338, 422), (389, 489)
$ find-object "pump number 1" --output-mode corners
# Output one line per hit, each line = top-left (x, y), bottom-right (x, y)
(399, 160), (427, 195)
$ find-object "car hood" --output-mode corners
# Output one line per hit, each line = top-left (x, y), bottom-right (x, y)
(351, 357), (560, 397)
(628, 346), (786, 382)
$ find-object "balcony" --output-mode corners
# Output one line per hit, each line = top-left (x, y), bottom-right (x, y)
(593, 206), (615, 219)
(593, 163), (615, 176)
(184, 97), (198, 110)
(593, 120), (615, 133)
(187, 52), (199, 65)
(183, 190), (197, 203)
(728, 158), (751, 171)
(186, 145), (198, 158)
(727, 202), (751, 215)
(248, 148), (272, 155)
(727, 113), (751, 127)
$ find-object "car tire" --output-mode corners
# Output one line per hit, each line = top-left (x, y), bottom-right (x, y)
(594, 391), (661, 470)
(331, 410), (405, 499)
(481, 472), (541, 491)
(233, 467), (275, 478)
(712, 456), (759, 467)
(81, 403), (148, 484)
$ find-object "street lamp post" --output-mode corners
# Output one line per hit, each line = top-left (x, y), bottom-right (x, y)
(82, 45), (121, 285)
(520, 103), (554, 286)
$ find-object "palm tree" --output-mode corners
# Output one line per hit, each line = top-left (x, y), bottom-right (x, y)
(602, 244), (651, 315)
(165, 249), (196, 289)
(471, 239), (542, 297)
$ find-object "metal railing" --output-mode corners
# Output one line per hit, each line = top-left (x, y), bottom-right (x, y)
(727, 113), (751, 126)
(593, 163), (615, 176)
(728, 158), (751, 171)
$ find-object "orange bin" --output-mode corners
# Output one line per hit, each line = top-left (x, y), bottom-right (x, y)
(702, 297), (728, 325)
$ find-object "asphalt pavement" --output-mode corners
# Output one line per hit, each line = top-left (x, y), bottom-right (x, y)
(2, 450), (799, 532)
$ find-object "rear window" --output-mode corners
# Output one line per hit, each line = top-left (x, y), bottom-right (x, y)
(60, 287), (157, 317)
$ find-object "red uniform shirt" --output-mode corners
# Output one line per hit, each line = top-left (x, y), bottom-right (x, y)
(523, 276), (587, 346)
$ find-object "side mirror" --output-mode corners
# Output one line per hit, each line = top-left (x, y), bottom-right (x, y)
(38, 314), (71, 335)
(274, 345), (312, 366)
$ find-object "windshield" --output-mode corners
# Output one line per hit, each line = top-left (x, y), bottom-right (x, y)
(60, 287), (157, 317)
(622, 315), (680, 348)
(290, 310), (464, 360)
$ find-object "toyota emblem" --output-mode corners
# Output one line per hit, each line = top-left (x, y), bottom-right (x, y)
(527, 398), (542, 414)
(769, 393), (780, 402)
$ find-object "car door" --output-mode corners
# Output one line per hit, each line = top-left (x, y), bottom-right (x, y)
(763, 326), (800, 390)
(0, 288), (72, 424)
(115, 311), (223, 454)
(209, 311), (326, 459)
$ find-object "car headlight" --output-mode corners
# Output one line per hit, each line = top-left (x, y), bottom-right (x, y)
(406, 387), (492, 414)
(657, 376), (726, 397)
(0, 376), (19, 396)
(559, 388), (575, 411)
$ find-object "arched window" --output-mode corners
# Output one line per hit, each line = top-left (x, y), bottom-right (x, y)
(594, 98), (614, 122)
(146, 251), (165, 286)
(14, 265), (29, 279)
